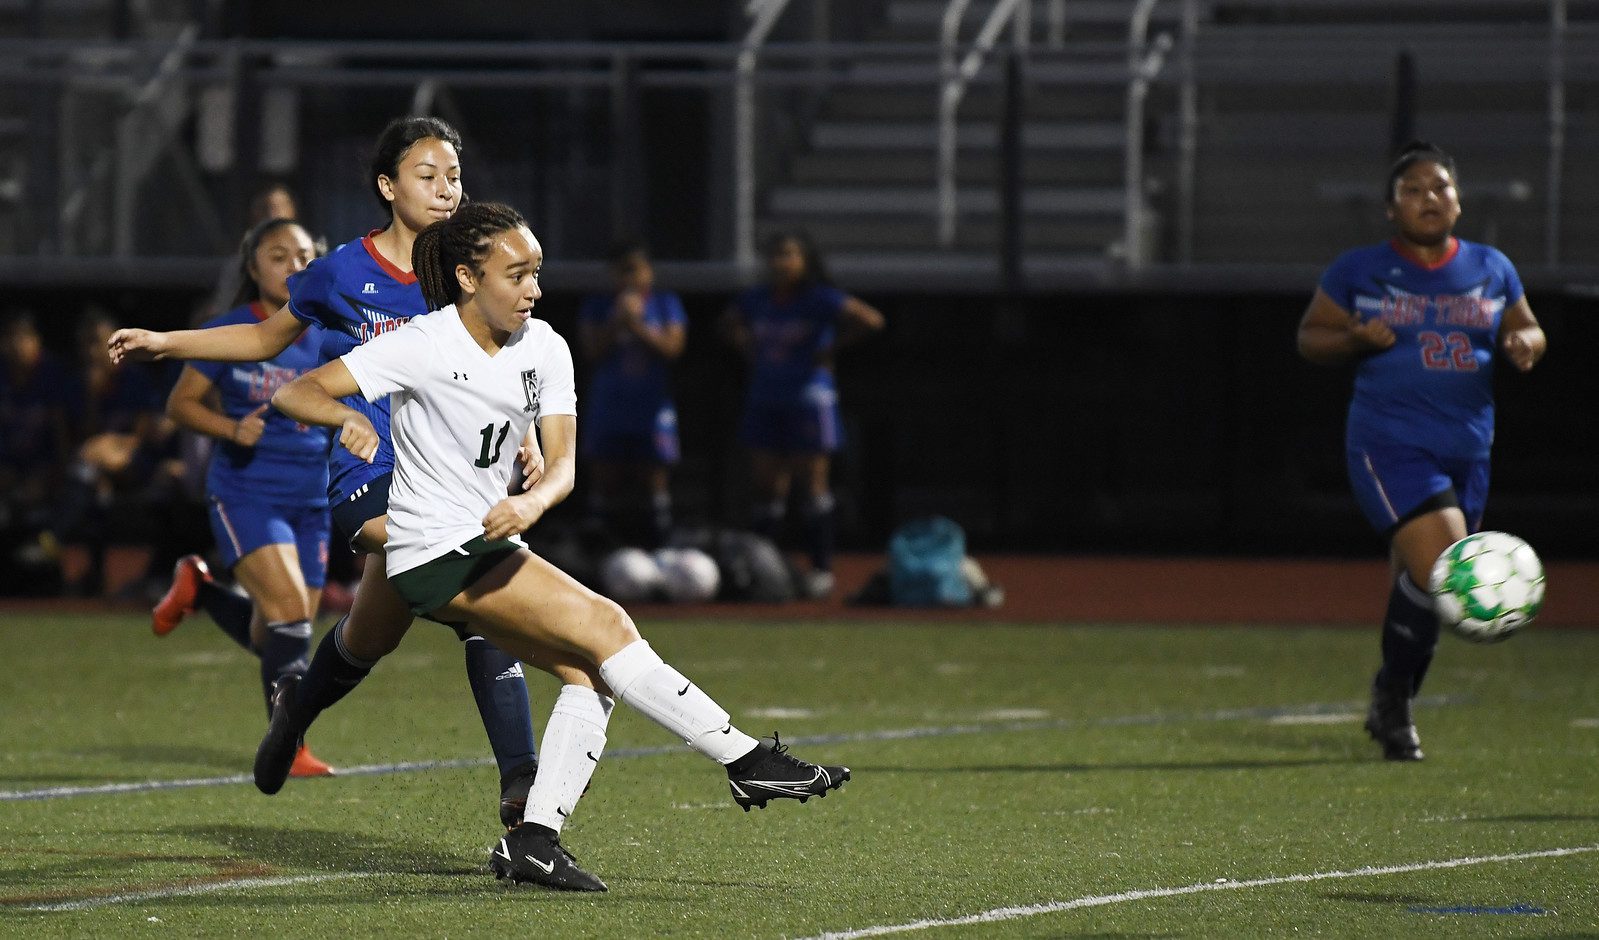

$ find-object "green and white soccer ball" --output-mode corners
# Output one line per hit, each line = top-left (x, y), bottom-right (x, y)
(1428, 531), (1545, 643)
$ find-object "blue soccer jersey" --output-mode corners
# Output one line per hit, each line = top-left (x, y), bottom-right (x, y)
(736, 282), (846, 403)
(286, 231), (431, 502)
(190, 302), (330, 506)
(1319, 238), (1523, 460)
(578, 290), (686, 438)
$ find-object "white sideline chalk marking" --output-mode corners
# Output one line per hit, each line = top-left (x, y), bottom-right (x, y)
(1267, 713), (1361, 725)
(977, 708), (1050, 720)
(23, 871), (380, 912)
(1571, 718), (1599, 729)
(796, 845), (1599, 940)
(748, 707), (817, 720)
(0, 695), (1468, 803)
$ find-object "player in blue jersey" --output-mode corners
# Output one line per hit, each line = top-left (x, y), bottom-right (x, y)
(577, 242), (686, 547)
(160, 217), (334, 779)
(107, 117), (543, 819)
(723, 231), (884, 598)
(1297, 142), (1547, 761)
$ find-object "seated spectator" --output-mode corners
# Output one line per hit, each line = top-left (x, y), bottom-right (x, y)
(54, 308), (181, 595)
(1, 311), (77, 591)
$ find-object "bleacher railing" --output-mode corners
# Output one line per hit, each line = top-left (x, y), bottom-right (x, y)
(0, 2), (1591, 290)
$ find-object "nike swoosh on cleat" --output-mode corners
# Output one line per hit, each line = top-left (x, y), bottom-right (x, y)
(494, 839), (512, 862)
(720, 725), (731, 734)
(677, 683), (691, 696)
(524, 855), (556, 874)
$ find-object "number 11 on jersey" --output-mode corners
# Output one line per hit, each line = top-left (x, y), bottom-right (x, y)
(476, 421), (511, 468)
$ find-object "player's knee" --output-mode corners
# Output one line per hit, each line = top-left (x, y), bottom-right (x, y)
(583, 595), (640, 653)
(254, 594), (310, 625)
(341, 611), (406, 660)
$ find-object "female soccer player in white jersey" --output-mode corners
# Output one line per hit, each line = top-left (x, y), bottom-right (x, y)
(106, 118), (543, 821)
(271, 202), (850, 892)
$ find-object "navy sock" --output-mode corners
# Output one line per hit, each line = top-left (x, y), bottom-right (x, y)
(1376, 572), (1441, 697)
(462, 635), (538, 776)
(197, 580), (253, 651)
(802, 493), (836, 573)
(289, 616), (374, 732)
(258, 618), (313, 719)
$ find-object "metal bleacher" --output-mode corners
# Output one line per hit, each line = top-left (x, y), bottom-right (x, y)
(0, 0), (1595, 292)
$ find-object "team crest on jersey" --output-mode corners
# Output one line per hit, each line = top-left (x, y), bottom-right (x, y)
(521, 369), (539, 413)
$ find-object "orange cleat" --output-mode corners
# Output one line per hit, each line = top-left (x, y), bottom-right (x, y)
(151, 555), (212, 637)
(289, 746), (335, 778)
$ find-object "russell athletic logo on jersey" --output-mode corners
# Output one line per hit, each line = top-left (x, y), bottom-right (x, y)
(521, 369), (539, 413)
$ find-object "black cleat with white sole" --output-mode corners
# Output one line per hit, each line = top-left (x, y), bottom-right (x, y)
(489, 824), (607, 892)
(1364, 676), (1423, 761)
(726, 733), (850, 811)
(253, 674), (304, 795)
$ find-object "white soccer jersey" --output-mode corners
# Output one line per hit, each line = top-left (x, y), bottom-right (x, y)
(341, 305), (577, 576)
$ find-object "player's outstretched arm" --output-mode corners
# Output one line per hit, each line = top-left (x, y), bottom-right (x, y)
(271, 360), (377, 463)
(837, 295), (886, 347)
(483, 414), (576, 540)
(1499, 297), (1547, 373)
(1296, 288), (1395, 365)
(108, 304), (305, 365)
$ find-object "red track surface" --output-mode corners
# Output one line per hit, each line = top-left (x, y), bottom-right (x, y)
(633, 554), (1597, 628)
(3, 552), (1592, 628)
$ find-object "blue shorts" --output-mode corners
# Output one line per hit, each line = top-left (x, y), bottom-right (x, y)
(739, 385), (842, 455)
(207, 495), (331, 587)
(582, 404), (680, 464)
(1345, 440), (1489, 536)
(330, 472), (391, 551)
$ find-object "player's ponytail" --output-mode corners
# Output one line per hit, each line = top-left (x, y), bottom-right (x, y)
(412, 201), (527, 311)
(1385, 140), (1457, 203)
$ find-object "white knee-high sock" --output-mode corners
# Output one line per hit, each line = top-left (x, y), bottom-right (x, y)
(599, 640), (759, 764)
(522, 685), (613, 832)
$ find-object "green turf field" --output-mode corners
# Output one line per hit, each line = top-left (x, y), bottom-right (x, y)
(2, 613), (1596, 937)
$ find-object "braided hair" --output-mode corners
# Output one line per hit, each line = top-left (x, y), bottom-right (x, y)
(230, 217), (308, 308)
(1385, 140), (1457, 203)
(412, 202), (527, 311)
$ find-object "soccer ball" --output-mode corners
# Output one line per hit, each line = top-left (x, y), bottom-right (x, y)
(1428, 531), (1545, 643)
(600, 547), (664, 602)
(655, 547), (721, 602)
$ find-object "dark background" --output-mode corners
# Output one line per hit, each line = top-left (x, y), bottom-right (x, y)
(13, 282), (1592, 558)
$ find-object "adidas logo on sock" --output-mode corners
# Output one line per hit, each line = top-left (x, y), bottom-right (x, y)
(495, 663), (524, 681)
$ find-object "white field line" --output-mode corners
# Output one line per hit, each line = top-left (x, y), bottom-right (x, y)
(0, 694), (1468, 803)
(795, 845), (1599, 940)
(23, 871), (381, 912)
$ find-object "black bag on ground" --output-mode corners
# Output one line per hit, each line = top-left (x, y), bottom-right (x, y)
(669, 527), (796, 603)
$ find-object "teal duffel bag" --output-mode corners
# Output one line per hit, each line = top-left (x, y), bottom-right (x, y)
(888, 516), (972, 607)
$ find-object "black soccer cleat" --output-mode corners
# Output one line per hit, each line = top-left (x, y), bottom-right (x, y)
(489, 825), (607, 892)
(497, 758), (540, 829)
(726, 733), (850, 811)
(1364, 678), (1424, 761)
(254, 675), (305, 794)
